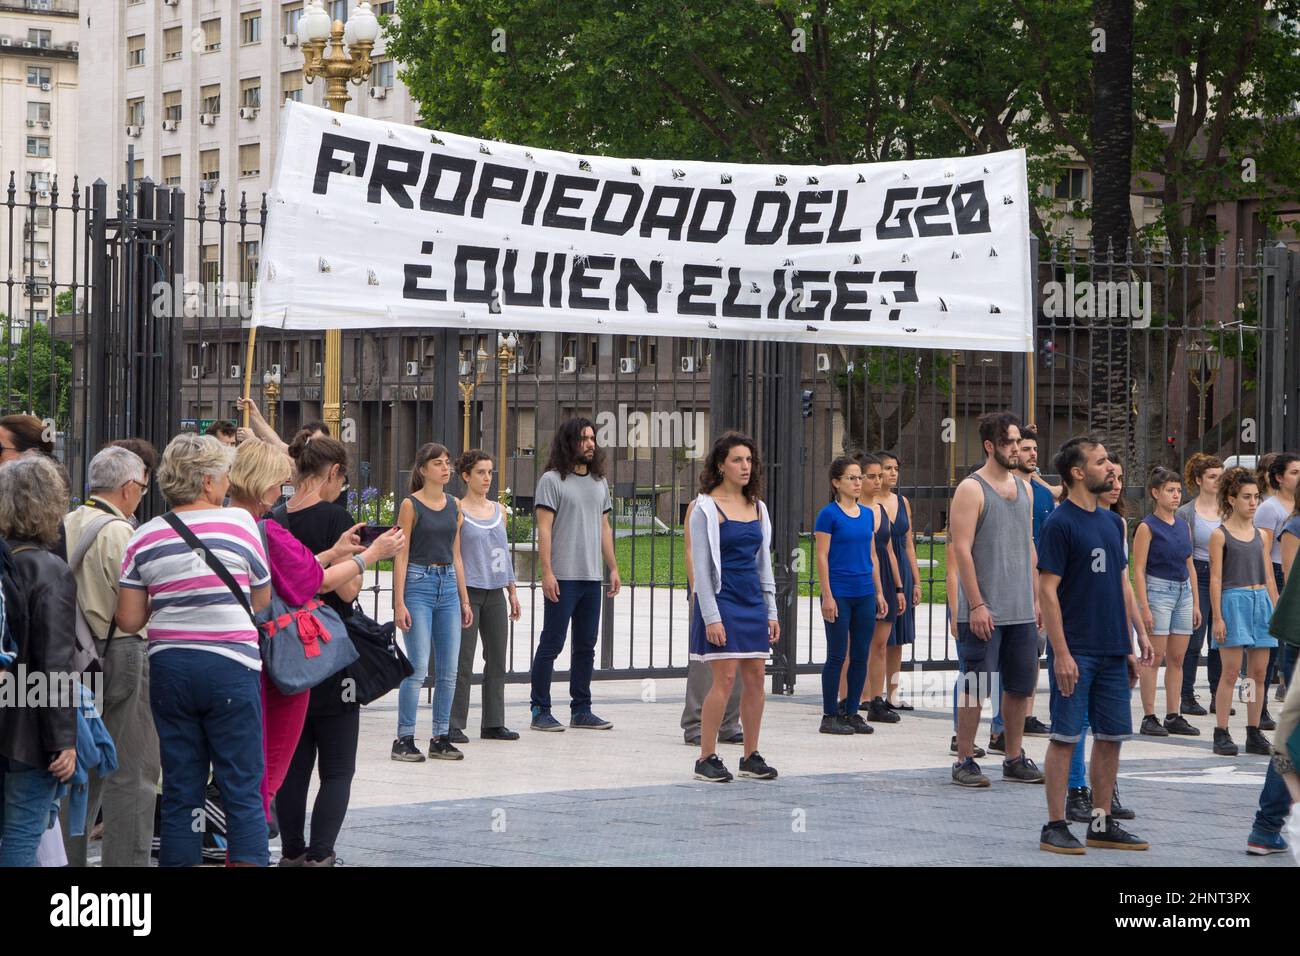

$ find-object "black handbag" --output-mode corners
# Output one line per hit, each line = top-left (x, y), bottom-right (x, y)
(341, 604), (412, 705)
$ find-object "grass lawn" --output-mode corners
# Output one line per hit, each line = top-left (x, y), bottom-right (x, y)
(613, 533), (949, 603)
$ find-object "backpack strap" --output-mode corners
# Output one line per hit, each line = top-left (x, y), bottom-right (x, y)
(161, 512), (255, 624)
(270, 503), (290, 529)
(70, 512), (126, 573)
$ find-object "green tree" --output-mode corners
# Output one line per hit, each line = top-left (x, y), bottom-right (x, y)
(1, 316), (73, 427)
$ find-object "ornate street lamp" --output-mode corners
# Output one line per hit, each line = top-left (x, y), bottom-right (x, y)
(297, 1), (380, 440)
(497, 331), (519, 465)
(458, 344), (489, 451)
(262, 366), (282, 432)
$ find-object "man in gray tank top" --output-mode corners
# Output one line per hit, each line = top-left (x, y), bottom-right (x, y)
(949, 411), (1043, 788)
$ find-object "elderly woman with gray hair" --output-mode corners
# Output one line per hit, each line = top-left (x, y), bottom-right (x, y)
(115, 434), (272, 867)
(0, 455), (78, 866)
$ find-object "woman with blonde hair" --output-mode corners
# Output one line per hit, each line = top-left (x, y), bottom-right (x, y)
(227, 439), (403, 826)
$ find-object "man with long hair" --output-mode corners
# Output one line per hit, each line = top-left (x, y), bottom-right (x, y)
(529, 418), (621, 731)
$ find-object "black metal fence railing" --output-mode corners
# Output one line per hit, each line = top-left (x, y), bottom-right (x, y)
(4, 176), (1297, 688)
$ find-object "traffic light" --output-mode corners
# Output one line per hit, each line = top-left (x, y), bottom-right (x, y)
(801, 389), (814, 419)
(1040, 339), (1056, 369)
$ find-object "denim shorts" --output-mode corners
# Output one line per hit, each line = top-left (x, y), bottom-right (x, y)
(1219, 587), (1278, 649)
(1047, 650), (1133, 743)
(1145, 575), (1193, 636)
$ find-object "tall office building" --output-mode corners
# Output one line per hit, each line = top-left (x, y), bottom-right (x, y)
(0, 0), (78, 332)
(78, 0), (413, 282)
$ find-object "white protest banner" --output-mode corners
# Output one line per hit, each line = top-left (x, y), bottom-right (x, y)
(252, 102), (1032, 352)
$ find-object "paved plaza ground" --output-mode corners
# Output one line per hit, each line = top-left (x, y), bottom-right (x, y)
(272, 670), (1292, 868)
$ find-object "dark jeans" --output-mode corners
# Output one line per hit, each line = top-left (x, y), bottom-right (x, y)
(1266, 564), (1284, 692)
(1182, 559), (1222, 701)
(0, 756), (59, 867)
(822, 594), (874, 716)
(150, 649), (268, 867)
(530, 580), (602, 714)
(1253, 643), (1298, 835)
(276, 708), (359, 862)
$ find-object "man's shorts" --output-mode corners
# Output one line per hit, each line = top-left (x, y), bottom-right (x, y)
(1047, 650), (1133, 743)
(955, 621), (1039, 701)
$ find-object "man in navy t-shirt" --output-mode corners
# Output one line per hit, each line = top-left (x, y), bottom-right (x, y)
(1036, 436), (1153, 855)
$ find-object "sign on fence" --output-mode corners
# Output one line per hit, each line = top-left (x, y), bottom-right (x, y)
(253, 102), (1033, 351)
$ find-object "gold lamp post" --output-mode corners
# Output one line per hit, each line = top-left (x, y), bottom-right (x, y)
(1185, 338), (1222, 439)
(262, 367), (282, 432)
(458, 344), (489, 451)
(297, 1), (379, 439)
(496, 332), (519, 466)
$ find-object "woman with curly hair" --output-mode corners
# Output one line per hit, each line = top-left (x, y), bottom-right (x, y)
(1208, 468), (1279, 757)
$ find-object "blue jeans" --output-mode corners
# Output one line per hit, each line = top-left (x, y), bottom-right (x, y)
(1253, 643), (1298, 834)
(150, 649), (268, 867)
(1068, 717), (1090, 789)
(822, 594), (873, 716)
(530, 580), (602, 714)
(0, 756), (59, 867)
(398, 565), (462, 739)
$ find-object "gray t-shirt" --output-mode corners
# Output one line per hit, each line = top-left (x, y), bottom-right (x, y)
(535, 469), (612, 581)
(1255, 495), (1292, 566)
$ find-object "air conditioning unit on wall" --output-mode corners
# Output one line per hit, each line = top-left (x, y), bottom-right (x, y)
(618, 357), (638, 374)
(560, 355), (577, 373)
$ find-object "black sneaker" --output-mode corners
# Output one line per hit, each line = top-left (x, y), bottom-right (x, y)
(1163, 713), (1201, 736)
(1023, 716), (1051, 737)
(1213, 727), (1239, 756)
(948, 735), (984, 758)
(1002, 751), (1045, 784)
(391, 735), (426, 762)
(481, 726), (520, 741)
(866, 697), (900, 724)
(448, 727), (470, 745)
(1245, 725), (1272, 755)
(428, 736), (465, 760)
(987, 731), (1006, 755)
(1259, 709), (1277, 732)
(1039, 821), (1086, 855)
(694, 753), (733, 782)
(1209, 699), (1236, 716)
(845, 713), (875, 735)
(1180, 696), (1208, 716)
(820, 714), (856, 735)
(1140, 714), (1169, 737)
(1066, 786), (1093, 823)
(1085, 815), (1149, 850)
(1110, 785), (1135, 820)
(886, 699), (914, 712)
(738, 751), (778, 779)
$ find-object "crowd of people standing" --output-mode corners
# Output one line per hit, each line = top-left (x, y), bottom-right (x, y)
(1, 399), (1299, 865)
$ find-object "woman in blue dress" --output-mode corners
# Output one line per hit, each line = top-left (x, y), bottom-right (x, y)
(688, 432), (780, 783)
(880, 451), (923, 712)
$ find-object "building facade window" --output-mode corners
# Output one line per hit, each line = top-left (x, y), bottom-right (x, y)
(241, 12), (261, 45)
(26, 136), (50, 158)
(283, 3), (303, 35)
(282, 70), (304, 103)
(28, 101), (51, 125)
(239, 143), (260, 178)
(200, 148), (220, 182)
(201, 84), (221, 116)
(164, 90), (182, 122)
(162, 154), (181, 186)
(128, 34), (145, 67)
(164, 26), (183, 60)
(27, 66), (51, 87)
(240, 78), (261, 109)
(202, 19), (221, 52)
(372, 59), (394, 87)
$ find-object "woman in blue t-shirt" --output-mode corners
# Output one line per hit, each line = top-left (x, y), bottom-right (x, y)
(814, 457), (888, 735)
(1133, 466), (1201, 738)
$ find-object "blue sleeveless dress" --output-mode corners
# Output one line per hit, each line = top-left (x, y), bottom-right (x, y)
(888, 495), (916, 646)
(874, 503), (898, 624)
(689, 506), (771, 660)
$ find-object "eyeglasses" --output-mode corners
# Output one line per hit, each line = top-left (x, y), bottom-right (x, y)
(0, 445), (19, 453)
(127, 479), (149, 492)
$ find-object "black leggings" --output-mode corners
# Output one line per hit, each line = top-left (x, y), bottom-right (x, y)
(275, 708), (359, 861)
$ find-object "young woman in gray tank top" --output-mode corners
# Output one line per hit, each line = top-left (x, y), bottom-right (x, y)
(449, 450), (522, 742)
(392, 443), (473, 762)
(1208, 468), (1281, 757)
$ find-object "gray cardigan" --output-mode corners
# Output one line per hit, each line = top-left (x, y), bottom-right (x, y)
(689, 493), (777, 625)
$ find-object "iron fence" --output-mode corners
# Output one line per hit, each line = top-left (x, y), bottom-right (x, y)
(3, 176), (1297, 691)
